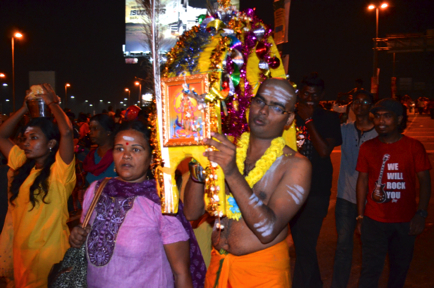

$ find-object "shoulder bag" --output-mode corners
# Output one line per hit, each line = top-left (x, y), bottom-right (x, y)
(48, 177), (111, 288)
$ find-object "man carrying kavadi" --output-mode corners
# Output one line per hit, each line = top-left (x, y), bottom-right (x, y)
(184, 78), (312, 287)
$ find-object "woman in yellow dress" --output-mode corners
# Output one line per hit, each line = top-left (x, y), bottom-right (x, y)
(0, 84), (75, 287)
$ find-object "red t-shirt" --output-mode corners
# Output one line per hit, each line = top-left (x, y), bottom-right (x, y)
(356, 135), (431, 223)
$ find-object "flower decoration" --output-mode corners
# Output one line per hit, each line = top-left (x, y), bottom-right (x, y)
(160, 2), (287, 220)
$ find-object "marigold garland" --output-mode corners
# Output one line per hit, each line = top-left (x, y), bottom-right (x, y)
(226, 132), (286, 220)
(236, 132), (286, 188)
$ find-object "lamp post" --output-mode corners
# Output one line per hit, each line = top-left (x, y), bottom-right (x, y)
(64, 83), (70, 108)
(125, 88), (131, 106)
(12, 32), (23, 112)
(0, 74), (5, 114)
(368, 3), (388, 100)
(135, 81), (141, 107)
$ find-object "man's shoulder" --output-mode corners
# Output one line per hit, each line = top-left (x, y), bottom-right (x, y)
(402, 135), (426, 150)
(281, 146), (311, 169)
(402, 135), (421, 144)
(341, 121), (355, 131)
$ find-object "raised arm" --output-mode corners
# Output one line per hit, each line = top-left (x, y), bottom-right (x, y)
(204, 133), (312, 244)
(0, 99), (29, 159)
(332, 102), (348, 113)
(183, 177), (206, 221)
(40, 84), (74, 165)
(298, 103), (339, 158)
(305, 122), (337, 158)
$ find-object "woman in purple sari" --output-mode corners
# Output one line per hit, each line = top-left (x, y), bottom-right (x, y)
(69, 120), (206, 288)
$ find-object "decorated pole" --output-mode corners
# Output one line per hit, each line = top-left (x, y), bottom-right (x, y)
(151, 0), (178, 214)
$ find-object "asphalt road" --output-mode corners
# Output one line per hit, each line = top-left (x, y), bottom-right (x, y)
(289, 113), (434, 288)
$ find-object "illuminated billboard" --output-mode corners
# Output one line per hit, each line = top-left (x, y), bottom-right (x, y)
(125, 0), (239, 58)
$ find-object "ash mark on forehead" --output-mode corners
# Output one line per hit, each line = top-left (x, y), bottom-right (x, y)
(24, 127), (36, 134)
(258, 78), (296, 108)
(260, 86), (292, 105)
(122, 136), (134, 141)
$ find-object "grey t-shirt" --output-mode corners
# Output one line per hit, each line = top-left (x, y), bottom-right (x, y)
(337, 122), (378, 203)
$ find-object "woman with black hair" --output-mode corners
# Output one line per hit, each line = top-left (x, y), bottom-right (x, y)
(70, 120), (206, 287)
(82, 114), (117, 186)
(0, 84), (75, 287)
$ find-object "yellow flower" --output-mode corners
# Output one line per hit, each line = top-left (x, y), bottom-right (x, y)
(226, 132), (286, 220)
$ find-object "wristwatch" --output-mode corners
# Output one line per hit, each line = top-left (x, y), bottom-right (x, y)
(189, 159), (206, 183)
(416, 209), (428, 218)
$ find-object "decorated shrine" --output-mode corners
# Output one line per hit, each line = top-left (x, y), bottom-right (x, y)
(150, 0), (297, 220)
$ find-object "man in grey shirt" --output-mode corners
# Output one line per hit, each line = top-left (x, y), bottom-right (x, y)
(332, 90), (378, 288)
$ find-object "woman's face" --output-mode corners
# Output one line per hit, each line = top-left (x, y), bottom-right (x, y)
(22, 126), (53, 160)
(89, 120), (110, 146)
(113, 129), (152, 183)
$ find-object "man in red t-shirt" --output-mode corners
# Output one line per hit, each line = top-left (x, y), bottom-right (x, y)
(356, 98), (431, 288)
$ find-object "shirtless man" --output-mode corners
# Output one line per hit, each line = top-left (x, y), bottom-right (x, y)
(184, 78), (312, 288)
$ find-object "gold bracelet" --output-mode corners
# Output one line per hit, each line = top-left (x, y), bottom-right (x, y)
(356, 215), (364, 221)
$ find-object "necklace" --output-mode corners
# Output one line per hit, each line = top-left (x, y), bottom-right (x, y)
(226, 132), (286, 220)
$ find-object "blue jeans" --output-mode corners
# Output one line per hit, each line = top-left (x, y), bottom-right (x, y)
(331, 198), (358, 288)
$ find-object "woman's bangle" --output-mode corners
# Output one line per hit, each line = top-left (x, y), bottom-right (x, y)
(304, 117), (313, 124)
(47, 101), (59, 107)
(356, 215), (364, 221)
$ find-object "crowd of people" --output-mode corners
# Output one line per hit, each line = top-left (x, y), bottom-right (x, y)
(0, 75), (431, 288)
(332, 81), (434, 122)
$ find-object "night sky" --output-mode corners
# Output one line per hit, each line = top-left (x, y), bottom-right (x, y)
(0, 0), (433, 115)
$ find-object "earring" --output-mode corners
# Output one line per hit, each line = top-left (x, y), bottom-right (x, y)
(114, 167), (116, 173)
(49, 147), (52, 152)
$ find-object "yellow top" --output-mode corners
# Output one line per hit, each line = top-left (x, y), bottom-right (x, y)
(8, 145), (76, 288)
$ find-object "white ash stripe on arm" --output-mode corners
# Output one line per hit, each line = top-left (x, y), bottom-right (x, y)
(249, 193), (264, 207)
(253, 218), (274, 237)
(286, 184), (305, 205)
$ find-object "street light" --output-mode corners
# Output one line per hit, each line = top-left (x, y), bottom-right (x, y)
(12, 32), (23, 112)
(125, 88), (130, 106)
(135, 81), (141, 107)
(64, 83), (70, 108)
(0, 73), (5, 78)
(368, 2), (388, 100)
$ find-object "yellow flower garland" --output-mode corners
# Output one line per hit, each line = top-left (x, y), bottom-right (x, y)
(236, 132), (286, 188)
(226, 132), (286, 220)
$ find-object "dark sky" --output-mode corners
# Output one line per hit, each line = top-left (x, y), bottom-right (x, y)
(0, 0), (433, 115)
(246, 0), (434, 99)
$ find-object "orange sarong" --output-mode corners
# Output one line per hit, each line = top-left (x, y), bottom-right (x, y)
(205, 240), (291, 288)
